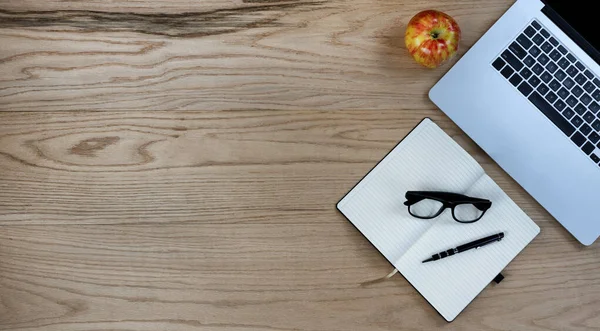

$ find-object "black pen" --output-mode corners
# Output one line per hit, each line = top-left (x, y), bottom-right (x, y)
(422, 232), (505, 263)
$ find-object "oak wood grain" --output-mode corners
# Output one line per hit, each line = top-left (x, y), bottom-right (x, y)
(1, 0), (599, 329)
(0, 0), (511, 111)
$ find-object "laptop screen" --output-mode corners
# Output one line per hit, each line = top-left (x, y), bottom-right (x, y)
(544, 1), (600, 63)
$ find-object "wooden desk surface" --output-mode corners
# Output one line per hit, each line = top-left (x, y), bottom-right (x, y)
(0, 0), (598, 330)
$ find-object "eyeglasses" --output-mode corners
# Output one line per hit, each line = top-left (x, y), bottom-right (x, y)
(404, 191), (492, 223)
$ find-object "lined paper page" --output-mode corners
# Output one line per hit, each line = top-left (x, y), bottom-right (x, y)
(394, 174), (540, 321)
(337, 119), (484, 265)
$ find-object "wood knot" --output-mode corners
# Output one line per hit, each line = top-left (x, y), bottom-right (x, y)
(70, 136), (120, 157)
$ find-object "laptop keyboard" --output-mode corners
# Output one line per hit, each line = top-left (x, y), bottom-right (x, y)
(492, 19), (600, 167)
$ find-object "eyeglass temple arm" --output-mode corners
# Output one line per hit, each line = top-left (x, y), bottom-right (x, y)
(403, 196), (426, 206)
(473, 201), (492, 210)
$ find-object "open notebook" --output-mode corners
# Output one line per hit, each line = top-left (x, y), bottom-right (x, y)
(337, 118), (540, 322)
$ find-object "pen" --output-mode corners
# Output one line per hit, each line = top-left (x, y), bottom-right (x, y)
(422, 232), (505, 263)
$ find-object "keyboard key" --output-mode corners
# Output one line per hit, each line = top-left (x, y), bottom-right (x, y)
(575, 61), (585, 70)
(509, 42), (527, 58)
(501, 66), (514, 79)
(532, 63), (544, 75)
(537, 83), (550, 96)
(524, 55), (535, 66)
(584, 70), (594, 79)
(541, 41), (553, 53)
(546, 92), (558, 103)
(584, 81), (596, 93)
(589, 132), (600, 143)
(581, 93), (593, 105)
(566, 65), (578, 77)
(549, 49), (561, 61)
(540, 29), (550, 38)
(520, 67), (532, 79)
(502, 50), (524, 70)
(575, 103), (587, 115)
(572, 116), (584, 128)
(584, 112), (596, 123)
(584, 144), (597, 157)
(593, 119), (600, 131)
(581, 123), (593, 135)
(548, 79), (561, 91)
(589, 101), (600, 113)
(546, 61), (558, 73)
(558, 87), (569, 99)
(566, 95), (578, 107)
(571, 132), (586, 146)
(563, 108), (575, 119)
(594, 78), (600, 87)
(509, 74), (523, 86)
(564, 77), (575, 89)
(572, 86), (584, 97)
(557, 45), (567, 54)
(558, 57), (570, 69)
(567, 53), (576, 62)
(493, 58), (506, 70)
(529, 75), (541, 87)
(524, 26), (536, 37)
(532, 33), (544, 45)
(585, 109), (596, 125)
(555, 69), (567, 81)
(529, 92), (576, 136)
(575, 73), (587, 85)
(540, 71), (552, 83)
(529, 45), (541, 57)
(518, 81), (533, 96)
(538, 54), (549, 65)
(517, 34), (533, 49)
(531, 20), (541, 30)
(582, 141), (595, 154)
(548, 37), (558, 46)
(593, 89), (600, 101)
(554, 99), (566, 111)
(591, 153), (600, 163)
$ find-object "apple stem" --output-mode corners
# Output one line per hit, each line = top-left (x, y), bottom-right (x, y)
(431, 32), (439, 39)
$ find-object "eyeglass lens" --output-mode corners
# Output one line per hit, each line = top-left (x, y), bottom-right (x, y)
(408, 199), (444, 218)
(453, 204), (484, 222)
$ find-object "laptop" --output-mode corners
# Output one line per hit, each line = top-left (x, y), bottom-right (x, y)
(429, 0), (600, 245)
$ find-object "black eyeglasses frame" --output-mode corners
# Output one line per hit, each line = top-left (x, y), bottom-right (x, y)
(404, 191), (492, 223)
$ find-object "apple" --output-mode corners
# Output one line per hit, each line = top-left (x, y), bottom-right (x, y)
(405, 10), (461, 68)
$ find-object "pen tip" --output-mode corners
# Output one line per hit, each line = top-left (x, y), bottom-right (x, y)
(422, 257), (434, 263)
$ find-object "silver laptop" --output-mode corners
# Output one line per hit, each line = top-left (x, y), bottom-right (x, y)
(430, 0), (600, 245)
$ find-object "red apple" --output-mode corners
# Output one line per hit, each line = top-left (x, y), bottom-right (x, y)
(405, 10), (461, 68)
